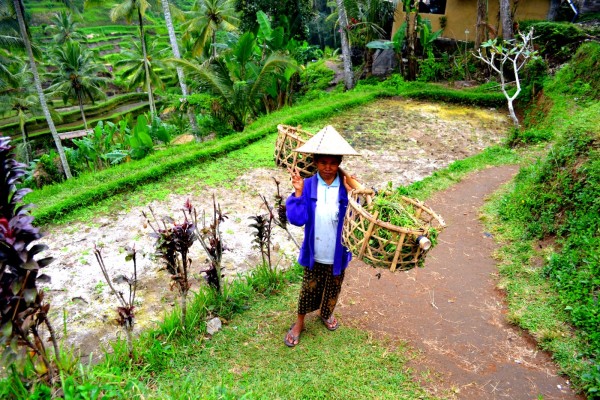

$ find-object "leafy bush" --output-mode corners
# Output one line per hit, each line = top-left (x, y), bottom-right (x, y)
(298, 59), (335, 98)
(417, 57), (445, 82)
(0, 137), (62, 391)
(521, 57), (548, 99)
(35, 150), (65, 185)
(516, 127), (554, 144)
(197, 114), (235, 139)
(518, 21), (587, 64)
(288, 39), (324, 65)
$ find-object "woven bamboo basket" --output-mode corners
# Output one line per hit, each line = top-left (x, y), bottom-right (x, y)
(273, 124), (316, 177)
(342, 189), (446, 271)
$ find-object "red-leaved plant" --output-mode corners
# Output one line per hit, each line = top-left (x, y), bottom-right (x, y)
(144, 197), (227, 326)
(144, 206), (196, 326)
(0, 137), (60, 385)
(182, 197), (227, 295)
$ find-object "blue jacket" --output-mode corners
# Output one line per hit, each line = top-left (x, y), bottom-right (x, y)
(286, 173), (352, 276)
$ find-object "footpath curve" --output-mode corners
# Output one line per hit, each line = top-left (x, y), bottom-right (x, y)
(338, 165), (583, 399)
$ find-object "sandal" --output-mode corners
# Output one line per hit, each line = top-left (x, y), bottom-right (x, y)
(320, 315), (339, 331)
(284, 323), (301, 347)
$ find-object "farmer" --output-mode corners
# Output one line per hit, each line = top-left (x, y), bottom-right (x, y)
(284, 125), (359, 347)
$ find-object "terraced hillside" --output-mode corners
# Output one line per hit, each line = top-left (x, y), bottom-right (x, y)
(1, 1), (194, 145)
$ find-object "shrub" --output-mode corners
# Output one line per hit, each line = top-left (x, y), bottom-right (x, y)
(518, 127), (554, 144)
(417, 57), (445, 82)
(521, 57), (548, 99)
(288, 39), (324, 65)
(298, 59), (335, 96)
(35, 150), (65, 186)
(0, 137), (62, 391)
(518, 21), (587, 64)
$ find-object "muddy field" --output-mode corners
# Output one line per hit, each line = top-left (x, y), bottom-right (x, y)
(39, 98), (511, 357)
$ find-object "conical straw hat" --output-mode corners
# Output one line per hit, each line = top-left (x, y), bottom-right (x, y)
(294, 125), (359, 156)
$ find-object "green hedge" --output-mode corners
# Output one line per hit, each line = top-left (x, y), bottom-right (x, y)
(402, 84), (506, 107)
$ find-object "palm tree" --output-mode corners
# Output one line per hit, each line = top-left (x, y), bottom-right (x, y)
(336, 0), (354, 89)
(0, 64), (39, 163)
(115, 37), (168, 114)
(110, 0), (157, 115)
(175, 31), (297, 131)
(11, 0), (72, 178)
(45, 10), (85, 44)
(182, 0), (239, 58)
(46, 41), (107, 130)
(0, 1), (23, 88)
(160, 0), (199, 133)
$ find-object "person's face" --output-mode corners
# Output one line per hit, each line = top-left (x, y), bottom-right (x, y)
(315, 155), (341, 183)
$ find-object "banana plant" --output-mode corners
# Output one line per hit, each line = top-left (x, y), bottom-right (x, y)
(367, 14), (442, 74)
(256, 10), (285, 60)
(417, 16), (443, 59)
(72, 120), (130, 170)
(126, 114), (154, 159)
(366, 20), (407, 75)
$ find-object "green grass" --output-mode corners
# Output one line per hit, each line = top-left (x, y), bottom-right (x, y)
(139, 282), (428, 399)
(1, 263), (435, 399)
(40, 132), (278, 226)
(481, 179), (593, 395)
(83, 265), (433, 400)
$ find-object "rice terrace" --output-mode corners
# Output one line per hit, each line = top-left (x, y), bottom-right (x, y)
(0, 1), (599, 399)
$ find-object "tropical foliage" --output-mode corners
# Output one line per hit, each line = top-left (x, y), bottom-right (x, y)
(176, 13), (298, 131)
(182, 0), (239, 58)
(234, 0), (313, 40)
(44, 10), (85, 44)
(0, 64), (40, 163)
(11, 0), (73, 178)
(115, 37), (169, 115)
(109, 0), (158, 115)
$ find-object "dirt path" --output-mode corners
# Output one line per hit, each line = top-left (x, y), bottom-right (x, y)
(338, 165), (582, 399)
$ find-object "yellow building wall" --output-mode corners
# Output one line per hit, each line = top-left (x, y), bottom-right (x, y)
(392, 1), (551, 41)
